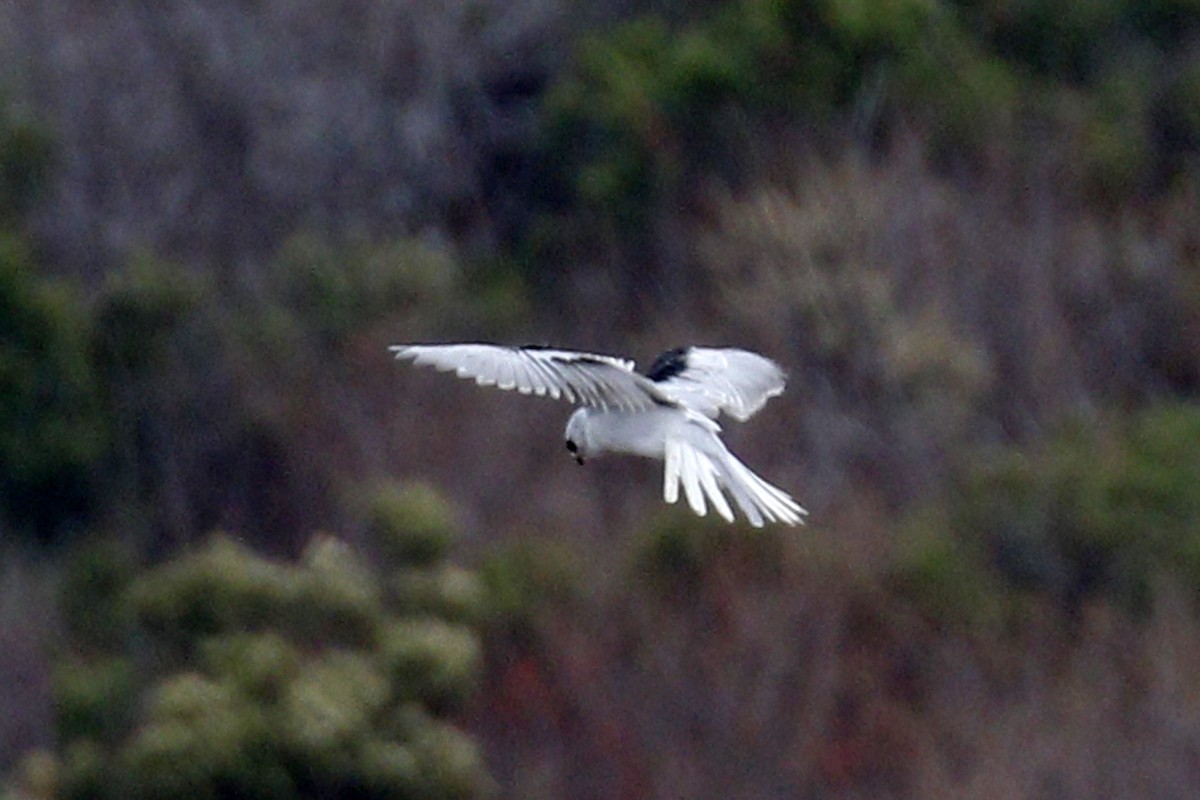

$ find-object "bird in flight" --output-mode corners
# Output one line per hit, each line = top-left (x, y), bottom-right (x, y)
(390, 343), (806, 526)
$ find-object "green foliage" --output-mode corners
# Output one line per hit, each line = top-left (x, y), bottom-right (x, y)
(895, 404), (1200, 618)
(0, 107), (54, 220)
(955, 0), (1200, 190)
(369, 481), (459, 568)
(199, 633), (301, 703)
(58, 538), (137, 649)
(92, 256), (206, 379)
(378, 620), (481, 712)
(278, 651), (390, 763)
(267, 235), (462, 348)
(53, 657), (138, 744)
(121, 673), (282, 800)
(58, 740), (111, 800)
(263, 234), (528, 350)
(541, 0), (998, 203)
(389, 565), (484, 626)
(477, 538), (581, 635)
(89, 256), (227, 541)
(889, 509), (1004, 627)
(630, 510), (791, 599)
(528, 0), (1200, 268)
(128, 536), (298, 647)
(295, 534), (384, 647)
(8, 213), (526, 549)
(0, 234), (107, 538)
(39, 482), (491, 800)
(630, 513), (730, 594)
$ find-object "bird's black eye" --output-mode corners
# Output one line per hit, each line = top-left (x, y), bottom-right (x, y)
(565, 440), (577, 453)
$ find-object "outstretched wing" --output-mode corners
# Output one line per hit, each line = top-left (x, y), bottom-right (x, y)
(647, 347), (786, 421)
(662, 413), (805, 527)
(391, 343), (672, 412)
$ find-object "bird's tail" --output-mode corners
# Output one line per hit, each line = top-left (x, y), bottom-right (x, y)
(663, 437), (806, 527)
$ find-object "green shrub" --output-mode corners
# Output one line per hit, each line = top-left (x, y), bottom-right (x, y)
(58, 740), (112, 800)
(92, 256), (205, 378)
(53, 657), (138, 744)
(127, 535), (297, 647)
(199, 633), (301, 703)
(294, 535), (383, 646)
(89, 256), (224, 542)
(357, 740), (422, 797)
(898, 404), (1200, 617)
(378, 619), (481, 712)
(405, 719), (492, 800)
(528, 0), (1200, 271)
(0, 108), (53, 220)
(278, 651), (390, 765)
(478, 537), (581, 633)
(888, 509), (1004, 627)
(1080, 65), (1154, 201)
(368, 481), (459, 568)
(270, 235), (445, 343)
(630, 513), (728, 594)
(389, 564), (485, 625)
(34, 490), (491, 800)
(122, 673), (282, 800)
(0, 234), (106, 539)
(58, 537), (137, 649)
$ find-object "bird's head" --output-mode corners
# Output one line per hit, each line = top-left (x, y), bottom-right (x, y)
(564, 408), (590, 465)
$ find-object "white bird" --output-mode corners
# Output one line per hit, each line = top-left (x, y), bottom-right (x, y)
(390, 343), (806, 527)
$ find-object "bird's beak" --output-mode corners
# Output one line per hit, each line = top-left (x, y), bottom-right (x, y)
(575, 455), (585, 465)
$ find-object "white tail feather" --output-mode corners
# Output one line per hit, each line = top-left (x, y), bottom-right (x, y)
(663, 440), (681, 505)
(695, 450), (734, 523)
(679, 446), (707, 517)
(663, 432), (805, 526)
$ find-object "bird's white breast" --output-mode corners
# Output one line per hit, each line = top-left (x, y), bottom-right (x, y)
(580, 407), (694, 460)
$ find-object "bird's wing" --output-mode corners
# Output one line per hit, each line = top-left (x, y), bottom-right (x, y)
(647, 347), (786, 421)
(662, 413), (805, 527)
(390, 343), (672, 412)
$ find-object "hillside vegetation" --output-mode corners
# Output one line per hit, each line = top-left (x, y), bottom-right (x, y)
(3, 0), (1200, 797)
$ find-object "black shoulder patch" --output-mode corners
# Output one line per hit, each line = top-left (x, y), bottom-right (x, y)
(645, 347), (690, 382)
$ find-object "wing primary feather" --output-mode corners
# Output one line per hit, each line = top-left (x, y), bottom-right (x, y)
(561, 361), (607, 409)
(522, 354), (556, 397)
(519, 355), (545, 395)
(511, 358), (535, 394)
(393, 344), (671, 412)
(573, 357), (646, 411)
(495, 355), (518, 391)
(527, 355), (567, 400)
(577, 362), (618, 410)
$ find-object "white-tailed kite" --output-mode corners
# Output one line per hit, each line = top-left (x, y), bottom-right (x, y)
(390, 343), (806, 527)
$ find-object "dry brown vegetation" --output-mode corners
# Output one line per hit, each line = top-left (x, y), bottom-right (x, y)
(3, 1), (1200, 798)
(477, 539), (1200, 799)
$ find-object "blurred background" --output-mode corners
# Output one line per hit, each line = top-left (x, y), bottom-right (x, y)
(3, 0), (1200, 798)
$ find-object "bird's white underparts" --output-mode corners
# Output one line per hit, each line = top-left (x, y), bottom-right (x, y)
(390, 343), (806, 527)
